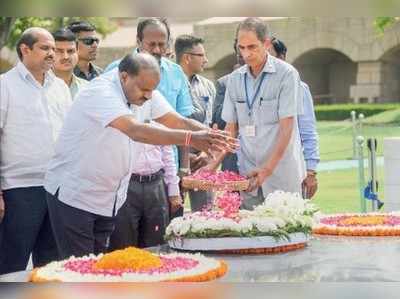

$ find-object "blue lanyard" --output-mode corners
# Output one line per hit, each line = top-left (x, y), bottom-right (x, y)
(244, 72), (267, 116)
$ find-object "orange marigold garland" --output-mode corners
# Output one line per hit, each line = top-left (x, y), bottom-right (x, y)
(313, 213), (400, 236)
(93, 247), (162, 271)
(29, 247), (228, 282)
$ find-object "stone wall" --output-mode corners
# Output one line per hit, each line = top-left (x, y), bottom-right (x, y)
(194, 17), (400, 103)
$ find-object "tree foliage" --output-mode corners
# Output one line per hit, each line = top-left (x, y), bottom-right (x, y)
(0, 17), (116, 51)
(374, 17), (400, 33)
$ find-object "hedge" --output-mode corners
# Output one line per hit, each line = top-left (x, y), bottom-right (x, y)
(314, 104), (400, 121)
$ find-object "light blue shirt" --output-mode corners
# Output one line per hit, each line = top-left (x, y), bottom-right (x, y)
(222, 55), (306, 196)
(298, 82), (320, 171)
(105, 50), (192, 117)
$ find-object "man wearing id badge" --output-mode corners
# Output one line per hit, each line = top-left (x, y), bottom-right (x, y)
(219, 17), (306, 210)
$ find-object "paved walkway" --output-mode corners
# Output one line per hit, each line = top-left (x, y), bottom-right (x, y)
(318, 157), (384, 172)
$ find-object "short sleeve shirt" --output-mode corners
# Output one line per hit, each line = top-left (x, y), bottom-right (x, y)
(222, 55), (306, 196)
(0, 62), (72, 190)
(44, 69), (173, 217)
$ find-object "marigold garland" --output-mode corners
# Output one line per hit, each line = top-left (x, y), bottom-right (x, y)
(313, 213), (400, 236)
(93, 247), (162, 271)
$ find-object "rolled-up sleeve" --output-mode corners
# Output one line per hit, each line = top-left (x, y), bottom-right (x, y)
(221, 75), (238, 124)
(278, 68), (303, 119)
(82, 89), (132, 128)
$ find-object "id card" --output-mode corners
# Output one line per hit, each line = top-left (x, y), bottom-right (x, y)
(244, 125), (256, 137)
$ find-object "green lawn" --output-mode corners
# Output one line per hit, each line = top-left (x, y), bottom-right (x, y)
(184, 116), (397, 214)
(318, 121), (400, 161)
(313, 166), (385, 214)
(184, 166), (386, 214)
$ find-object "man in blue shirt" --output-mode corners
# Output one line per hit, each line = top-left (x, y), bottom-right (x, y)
(105, 18), (192, 117)
(269, 37), (320, 199)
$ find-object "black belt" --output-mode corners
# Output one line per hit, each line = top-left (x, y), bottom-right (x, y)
(130, 169), (164, 183)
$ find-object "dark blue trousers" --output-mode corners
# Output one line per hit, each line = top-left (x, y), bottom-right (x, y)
(0, 186), (58, 274)
(46, 191), (115, 259)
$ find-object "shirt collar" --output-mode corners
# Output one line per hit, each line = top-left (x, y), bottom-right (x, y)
(189, 74), (200, 84)
(239, 54), (276, 76)
(16, 61), (54, 87)
(134, 48), (167, 71)
(112, 69), (130, 108)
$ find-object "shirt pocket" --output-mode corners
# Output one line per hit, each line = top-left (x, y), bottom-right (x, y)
(258, 98), (279, 125)
(234, 100), (249, 126)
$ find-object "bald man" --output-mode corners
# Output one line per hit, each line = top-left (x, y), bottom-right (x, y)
(44, 53), (238, 259)
(0, 27), (72, 274)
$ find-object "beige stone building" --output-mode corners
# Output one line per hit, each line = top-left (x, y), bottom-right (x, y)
(194, 17), (400, 104)
(2, 17), (399, 103)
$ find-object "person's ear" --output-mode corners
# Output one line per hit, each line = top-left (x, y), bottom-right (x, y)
(20, 44), (31, 59)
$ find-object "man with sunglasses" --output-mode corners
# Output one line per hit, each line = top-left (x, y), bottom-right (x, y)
(68, 21), (102, 81)
(175, 34), (215, 212)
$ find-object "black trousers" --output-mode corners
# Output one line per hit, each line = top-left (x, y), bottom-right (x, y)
(0, 186), (58, 275)
(46, 191), (115, 260)
(109, 175), (169, 250)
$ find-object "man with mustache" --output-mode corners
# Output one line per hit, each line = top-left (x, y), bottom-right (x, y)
(0, 27), (72, 274)
(210, 18), (306, 209)
(44, 53), (238, 259)
(105, 18), (192, 226)
(52, 28), (88, 99)
(68, 21), (102, 81)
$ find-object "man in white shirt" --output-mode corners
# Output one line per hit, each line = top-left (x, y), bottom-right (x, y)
(52, 28), (88, 100)
(0, 27), (72, 274)
(44, 52), (237, 259)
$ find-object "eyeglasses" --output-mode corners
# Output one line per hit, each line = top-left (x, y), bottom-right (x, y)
(78, 37), (100, 46)
(185, 52), (205, 57)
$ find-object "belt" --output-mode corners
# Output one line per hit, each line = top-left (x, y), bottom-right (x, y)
(130, 169), (164, 183)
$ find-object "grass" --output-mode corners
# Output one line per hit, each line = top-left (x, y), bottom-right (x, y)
(318, 121), (400, 161)
(183, 110), (398, 214)
(313, 166), (385, 214)
(364, 108), (400, 125)
(183, 166), (385, 214)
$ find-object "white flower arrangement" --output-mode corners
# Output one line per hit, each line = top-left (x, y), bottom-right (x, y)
(165, 191), (319, 241)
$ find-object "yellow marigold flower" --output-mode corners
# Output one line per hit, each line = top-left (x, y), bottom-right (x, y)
(340, 216), (386, 226)
(93, 247), (162, 271)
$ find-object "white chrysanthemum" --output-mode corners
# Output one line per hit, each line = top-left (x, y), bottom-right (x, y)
(238, 218), (254, 233)
(255, 218), (278, 232)
(173, 220), (191, 236)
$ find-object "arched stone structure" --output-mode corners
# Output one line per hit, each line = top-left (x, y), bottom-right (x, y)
(293, 48), (357, 104)
(195, 17), (400, 103)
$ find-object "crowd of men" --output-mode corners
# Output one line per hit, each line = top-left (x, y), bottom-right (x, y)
(0, 17), (320, 274)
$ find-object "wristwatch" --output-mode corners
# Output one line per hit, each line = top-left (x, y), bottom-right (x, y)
(307, 170), (317, 176)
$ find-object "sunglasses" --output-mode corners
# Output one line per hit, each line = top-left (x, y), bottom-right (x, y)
(78, 37), (100, 46)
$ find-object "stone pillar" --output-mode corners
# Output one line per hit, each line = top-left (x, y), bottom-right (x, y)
(383, 138), (400, 212)
(350, 61), (383, 103)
